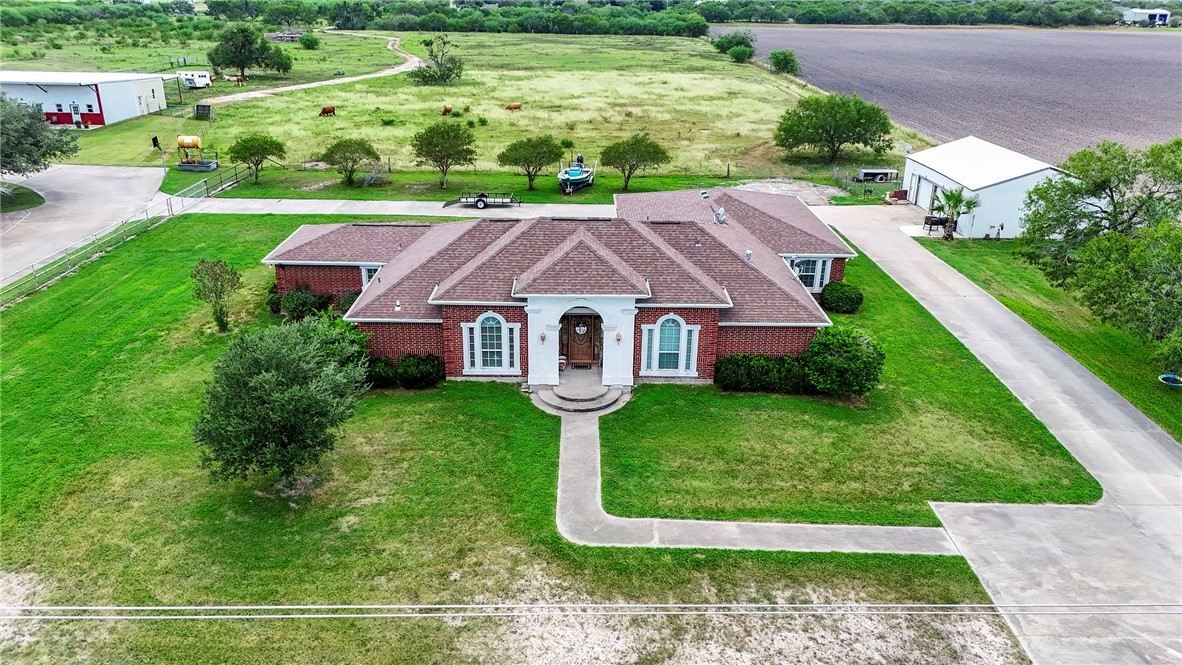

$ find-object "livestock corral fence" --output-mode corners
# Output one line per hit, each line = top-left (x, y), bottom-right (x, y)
(832, 167), (904, 201)
(0, 163), (252, 307)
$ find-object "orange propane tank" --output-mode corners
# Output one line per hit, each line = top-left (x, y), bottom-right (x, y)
(177, 135), (202, 149)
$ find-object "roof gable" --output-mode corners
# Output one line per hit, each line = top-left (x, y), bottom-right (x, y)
(718, 190), (855, 256)
(263, 223), (433, 264)
(906, 136), (1058, 190)
(514, 227), (649, 296)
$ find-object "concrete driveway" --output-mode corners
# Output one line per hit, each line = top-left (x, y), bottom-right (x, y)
(1, 165), (166, 285)
(811, 204), (1182, 665)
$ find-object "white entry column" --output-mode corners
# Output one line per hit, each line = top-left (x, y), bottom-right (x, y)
(525, 296), (637, 388)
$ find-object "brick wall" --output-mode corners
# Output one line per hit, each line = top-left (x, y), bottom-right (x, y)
(441, 305), (529, 379)
(830, 258), (847, 283)
(275, 264), (362, 302)
(716, 326), (818, 359)
(633, 308), (720, 380)
(356, 322), (444, 363)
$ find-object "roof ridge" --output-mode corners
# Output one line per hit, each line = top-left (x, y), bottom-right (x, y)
(720, 191), (851, 255)
(260, 223), (347, 263)
(628, 220), (730, 304)
(514, 226), (648, 295)
(434, 218), (540, 298)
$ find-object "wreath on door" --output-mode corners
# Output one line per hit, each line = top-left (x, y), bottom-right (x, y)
(574, 321), (588, 343)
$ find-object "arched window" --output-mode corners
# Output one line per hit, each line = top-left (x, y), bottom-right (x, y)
(640, 314), (699, 377)
(462, 312), (520, 375)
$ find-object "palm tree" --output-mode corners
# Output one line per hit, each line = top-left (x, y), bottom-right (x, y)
(931, 187), (981, 242)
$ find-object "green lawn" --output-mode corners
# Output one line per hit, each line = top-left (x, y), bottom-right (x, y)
(1, 212), (1010, 662)
(600, 240), (1101, 527)
(69, 32), (930, 183)
(0, 183), (45, 212)
(919, 239), (1181, 442)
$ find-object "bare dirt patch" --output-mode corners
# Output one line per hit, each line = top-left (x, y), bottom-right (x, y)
(735, 178), (846, 205)
(720, 27), (1182, 163)
(0, 572), (46, 651)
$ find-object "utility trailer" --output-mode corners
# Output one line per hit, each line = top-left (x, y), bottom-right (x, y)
(442, 192), (522, 209)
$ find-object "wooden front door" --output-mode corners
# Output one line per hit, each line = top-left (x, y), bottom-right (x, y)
(566, 315), (595, 363)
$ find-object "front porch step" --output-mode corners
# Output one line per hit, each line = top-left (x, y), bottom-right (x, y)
(552, 385), (610, 402)
(538, 388), (622, 413)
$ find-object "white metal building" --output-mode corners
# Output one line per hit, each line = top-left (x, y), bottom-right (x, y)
(1120, 7), (1171, 24)
(0, 71), (175, 127)
(902, 136), (1062, 239)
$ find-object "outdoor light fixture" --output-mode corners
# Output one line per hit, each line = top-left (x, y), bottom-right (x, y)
(539, 331), (546, 342)
(394, 300), (401, 312)
(615, 332), (623, 344)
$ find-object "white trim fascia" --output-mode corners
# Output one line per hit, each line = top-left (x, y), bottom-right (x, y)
(779, 251), (857, 260)
(718, 321), (831, 327)
(344, 317), (443, 324)
(514, 291), (650, 299)
(259, 226), (308, 264)
(634, 303), (731, 309)
(430, 300), (527, 307)
(261, 259), (383, 267)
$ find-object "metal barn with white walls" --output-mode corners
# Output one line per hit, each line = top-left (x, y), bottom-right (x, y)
(902, 136), (1062, 239)
(0, 71), (174, 127)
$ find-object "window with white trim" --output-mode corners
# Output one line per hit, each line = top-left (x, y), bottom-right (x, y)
(640, 314), (699, 377)
(360, 265), (381, 287)
(462, 312), (520, 375)
(55, 103), (63, 112)
(86, 104), (94, 113)
(788, 257), (831, 293)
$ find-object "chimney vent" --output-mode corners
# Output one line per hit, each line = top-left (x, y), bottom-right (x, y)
(744, 250), (753, 261)
(699, 190), (709, 199)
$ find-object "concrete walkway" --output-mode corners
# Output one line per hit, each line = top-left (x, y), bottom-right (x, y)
(202, 34), (420, 105)
(185, 196), (617, 219)
(810, 205), (1182, 664)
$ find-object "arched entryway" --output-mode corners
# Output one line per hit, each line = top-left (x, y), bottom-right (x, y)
(559, 306), (603, 386)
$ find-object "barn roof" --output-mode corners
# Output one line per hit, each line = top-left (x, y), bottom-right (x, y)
(905, 136), (1060, 191)
(0, 70), (179, 86)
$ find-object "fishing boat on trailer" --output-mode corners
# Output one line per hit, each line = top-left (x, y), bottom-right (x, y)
(558, 154), (594, 195)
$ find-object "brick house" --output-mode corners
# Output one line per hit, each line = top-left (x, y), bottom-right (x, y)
(262, 189), (856, 389)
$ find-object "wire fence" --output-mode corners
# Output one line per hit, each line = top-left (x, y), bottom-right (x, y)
(831, 167), (905, 201)
(0, 162), (252, 307)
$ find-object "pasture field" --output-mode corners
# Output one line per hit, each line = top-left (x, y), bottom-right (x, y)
(919, 239), (1182, 442)
(724, 26), (1182, 163)
(0, 212), (1024, 663)
(600, 241), (1100, 527)
(69, 32), (931, 183)
(1, 32), (403, 105)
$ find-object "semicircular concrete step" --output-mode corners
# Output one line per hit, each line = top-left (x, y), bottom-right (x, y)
(538, 388), (621, 414)
(552, 385), (610, 402)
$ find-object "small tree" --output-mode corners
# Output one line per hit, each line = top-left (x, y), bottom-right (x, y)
(0, 95), (79, 177)
(192, 316), (367, 484)
(768, 49), (800, 75)
(207, 24), (291, 78)
(774, 94), (892, 163)
(298, 33), (321, 50)
(711, 30), (754, 53)
(728, 45), (754, 63)
(191, 258), (242, 332)
(411, 121), (477, 188)
(600, 133), (671, 192)
(322, 138), (380, 186)
(930, 187), (981, 242)
(407, 34), (464, 85)
(227, 133), (286, 183)
(497, 135), (564, 190)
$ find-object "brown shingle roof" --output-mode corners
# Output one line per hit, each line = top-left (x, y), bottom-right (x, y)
(262, 223), (434, 264)
(514, 227), (650, 297)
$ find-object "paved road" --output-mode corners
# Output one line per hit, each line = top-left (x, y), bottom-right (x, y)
(810, 205), (1182, 665)
(203, 34), (420, 105)
(1, 166), (166, 285)
(185, 197), (618, 219)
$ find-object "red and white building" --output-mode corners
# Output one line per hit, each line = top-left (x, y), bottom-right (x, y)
(263, 189), (857, 389)
(0, 71), (173, 127)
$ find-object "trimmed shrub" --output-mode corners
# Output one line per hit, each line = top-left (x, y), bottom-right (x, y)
(281, 287), (328, 320)
(367, 356), (397, 388)
(394, 354), (445, 389)
(800, 326), (885, 396)
(715, 354), (810, 394)
(768, 49), (799, 75)
(728, 45), (754, 63)
(821, 281), (864, 314)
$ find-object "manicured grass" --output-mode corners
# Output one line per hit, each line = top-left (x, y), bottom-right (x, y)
(70, 32), (931, 181)
(919, 239), (1181, 442)
(0, 183), (45, 212)
(2, 212), (1004, 662)
(600, 241), (1101, 527)
(221, 168), (737, 204)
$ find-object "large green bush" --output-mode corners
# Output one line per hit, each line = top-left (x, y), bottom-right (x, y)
(711, 30), (754, 54)
(280, 287), (328, 320)
(821, 281), (864, 314)
(800, 326), (885, 396)
(394, 354), (445, 390)
(367, 356), (397, 389)
(728, 45), (754, 63)
(715, 354), (810, 394)
(768, 49), (800, 75)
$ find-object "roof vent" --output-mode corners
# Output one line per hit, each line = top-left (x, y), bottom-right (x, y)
(395, 300), (401, 312)
(699, 190), (709, 199)
(693, 238), (702, 249)
(744, 249), (753, 261)
(715, 206), (727, 224)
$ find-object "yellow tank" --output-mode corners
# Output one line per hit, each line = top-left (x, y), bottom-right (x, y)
(177, 135), (202, 149)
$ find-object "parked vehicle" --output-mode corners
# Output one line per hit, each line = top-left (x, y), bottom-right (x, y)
(854, 168), (899, 183)
(177, 71), (212, 89)
(558, 153), (595, 195)
(442, 192), (522, 209)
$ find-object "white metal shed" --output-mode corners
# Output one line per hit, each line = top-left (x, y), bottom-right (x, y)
(0, 71), (176, 127)
(902, 136), (1062, 239)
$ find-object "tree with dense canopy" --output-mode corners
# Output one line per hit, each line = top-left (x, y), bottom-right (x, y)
(497, 135), (564, 190)
(407, 34), (464, 85)
(774, 93), (892, 163)
(600, 133), (671, 192)
(192, 315), (368, 484)
(0, 95), (78, 178)
(930, 187), (981, 242)
(207, 24), (292, 78)
(227, 133), (287, 183)
(191, 258), (242, 332)
(411, 121), (477, 188)
(322, 138), (380, 186)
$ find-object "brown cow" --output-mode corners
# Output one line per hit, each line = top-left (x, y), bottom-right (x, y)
(235, 75), (244, 86)
(442, 105), (452, 116)
(319, 106), (336, 117)
(505, 102), (522, 111)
